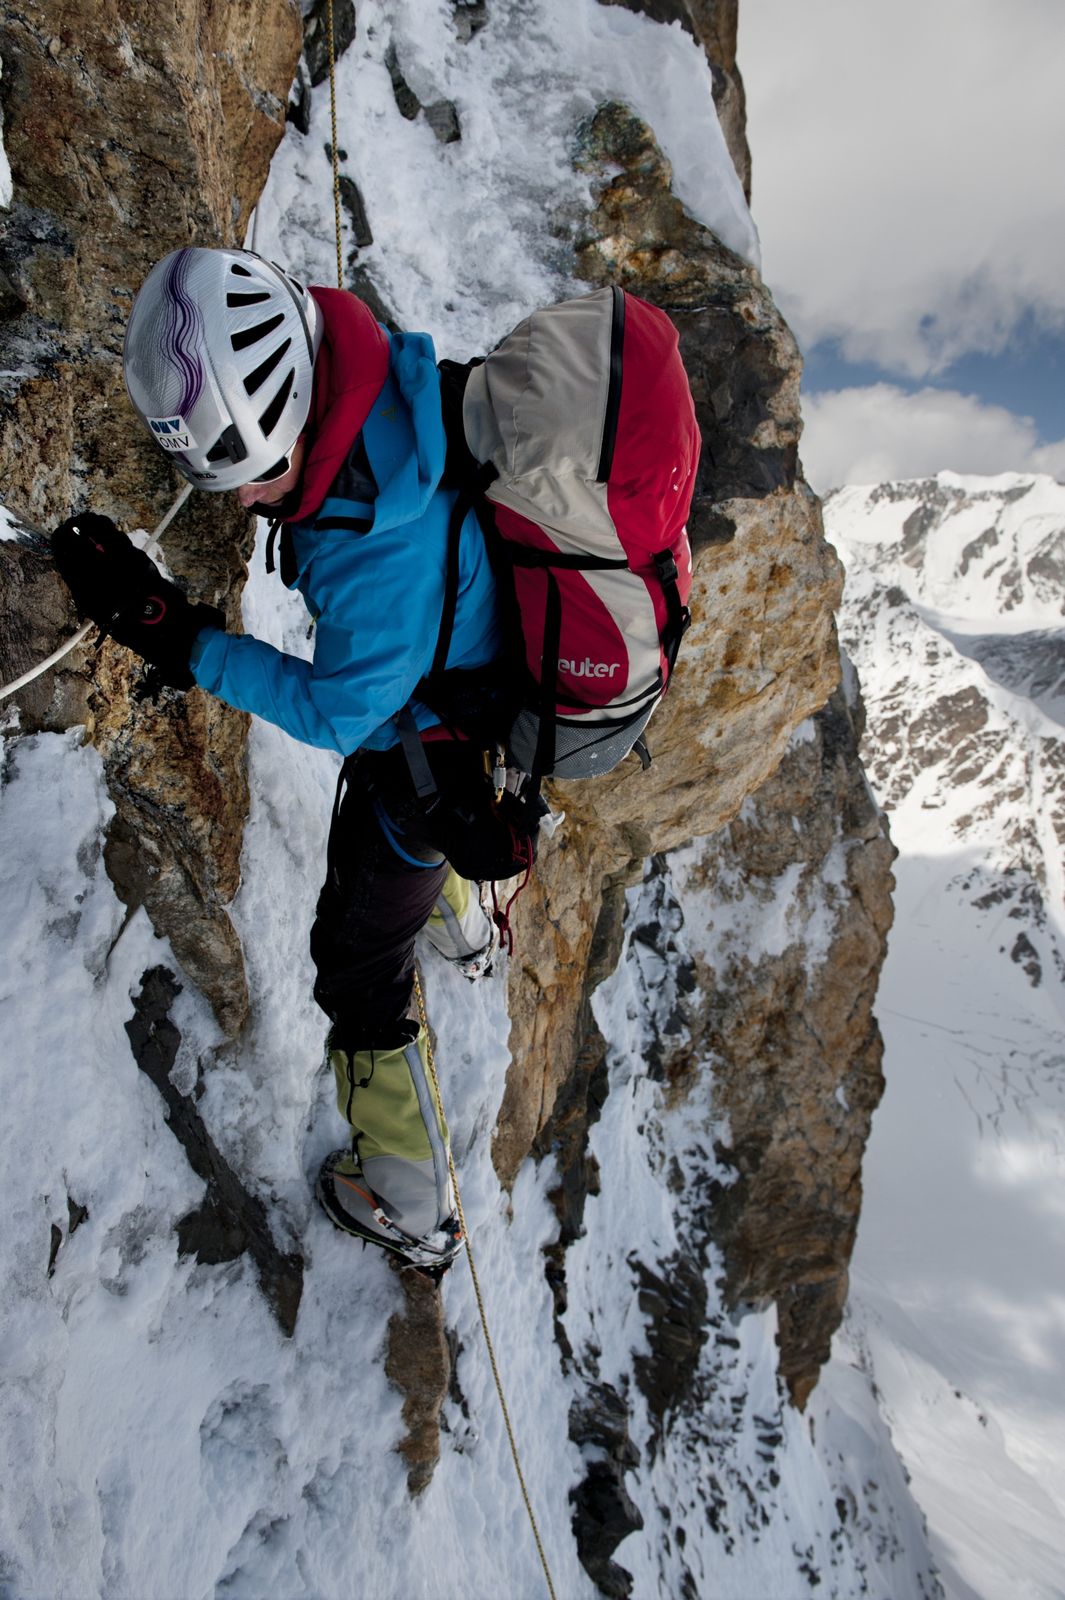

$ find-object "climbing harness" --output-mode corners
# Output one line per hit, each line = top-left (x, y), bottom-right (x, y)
(413, 971), (559, 1600)
(0, 483), (192, 703)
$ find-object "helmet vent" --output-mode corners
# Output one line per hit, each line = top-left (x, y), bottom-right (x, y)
(231, 313), (285, 352)
(259, 370), (295, 437)
(206, 421), (248, 465)
(230, 263), (253, 277)
(227, 290), (272, 308)
(243, 337), (291, 396)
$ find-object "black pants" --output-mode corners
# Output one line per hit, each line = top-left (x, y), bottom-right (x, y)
(310, 743), (481, 1048)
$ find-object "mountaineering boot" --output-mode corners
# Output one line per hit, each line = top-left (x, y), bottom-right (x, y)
(317, 1020), (466, 1272)
(422, 866), (497, 980)
(317, 1149), (464, 1273)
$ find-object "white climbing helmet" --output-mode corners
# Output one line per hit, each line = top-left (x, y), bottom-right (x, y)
(123, 246), (323, 492)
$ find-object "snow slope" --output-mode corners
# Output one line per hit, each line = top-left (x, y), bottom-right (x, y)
(0, 699), (940, 1599)
(829, 472), (1065, 1600)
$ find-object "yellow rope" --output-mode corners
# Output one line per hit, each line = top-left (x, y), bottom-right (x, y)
(413, 970), (558, 1600)
(326, 0), (344, 289)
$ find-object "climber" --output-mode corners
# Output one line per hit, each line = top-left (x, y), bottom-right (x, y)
(51, 245), (511, 1275)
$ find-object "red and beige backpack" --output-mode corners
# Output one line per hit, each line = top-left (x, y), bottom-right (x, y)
(425, 284), (700, 785)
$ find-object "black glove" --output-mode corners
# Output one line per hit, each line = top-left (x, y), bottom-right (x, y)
(52, 512), (224, 690)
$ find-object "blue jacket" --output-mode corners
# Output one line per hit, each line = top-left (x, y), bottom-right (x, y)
(190, 330), (501, 755)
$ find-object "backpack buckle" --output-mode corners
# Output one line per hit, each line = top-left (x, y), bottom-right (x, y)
(654, 549), (679, 585)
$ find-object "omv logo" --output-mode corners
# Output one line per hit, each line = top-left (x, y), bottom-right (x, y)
(147, 414), (194, 453)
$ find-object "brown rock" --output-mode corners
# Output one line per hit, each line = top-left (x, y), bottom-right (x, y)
(0, 529), (92, 732)
(668, 685), (895, 1406)
(0, 0), (303, 1034)
(384, 1265), (452, 1495)
(535, 682), (894, 1419)
(499, 96), (894, 1424)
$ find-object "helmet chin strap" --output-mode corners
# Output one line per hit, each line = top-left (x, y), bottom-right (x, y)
(247, 482), (302, 519)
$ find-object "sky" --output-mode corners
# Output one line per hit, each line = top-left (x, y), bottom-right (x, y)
(738, 0), (1065, 492)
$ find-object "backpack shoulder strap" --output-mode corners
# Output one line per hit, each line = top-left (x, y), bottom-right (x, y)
(429, 464), (499, 678)
(438, 357), (486, 490)
(431, 490), (468, 679)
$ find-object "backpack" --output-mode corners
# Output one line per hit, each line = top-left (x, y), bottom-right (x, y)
(426, 285), (699, 785)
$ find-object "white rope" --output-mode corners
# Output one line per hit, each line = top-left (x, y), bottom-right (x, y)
(137, 480), (193, 563)
(0, 619), (95, 703)
(0, 483), (193, 703)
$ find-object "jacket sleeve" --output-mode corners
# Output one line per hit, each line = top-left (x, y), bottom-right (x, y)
(188, 518), (451, 755)
(190, 628), (349, 752)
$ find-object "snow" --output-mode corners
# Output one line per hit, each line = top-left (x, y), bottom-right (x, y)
(829, 473), (1065, 632)
(830, 474), (1065, 1599)
(257, 0), (756, 357)
(0, 714), (592, 1599)
(667, 794), (854, 979)
(0, 539), (929, 1585)
(0, 52), (11, 211)
(564, 857), (940, 1596)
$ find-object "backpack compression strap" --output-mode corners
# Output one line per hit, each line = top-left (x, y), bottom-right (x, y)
(653, 548), (691, 675)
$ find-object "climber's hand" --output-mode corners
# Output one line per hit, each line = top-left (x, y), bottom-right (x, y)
(51, 512), (223, 690)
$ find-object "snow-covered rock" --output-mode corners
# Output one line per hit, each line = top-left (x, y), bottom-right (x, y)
(0, 52), (12, 212)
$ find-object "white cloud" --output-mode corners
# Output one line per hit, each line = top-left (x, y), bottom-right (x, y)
(740, 0), (1065, 376)
(800, 384), (1065, 493)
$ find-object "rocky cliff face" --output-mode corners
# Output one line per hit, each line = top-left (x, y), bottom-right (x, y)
(497, 100), (843, 1191)
(0, 0), (892, 1546)
(673, 683), (893, 1407)
(0, 0), (303, 1032)
(490, 94), (889, 1431)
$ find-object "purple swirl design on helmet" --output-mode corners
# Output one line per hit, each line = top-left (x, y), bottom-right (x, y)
(161, 248), (205, 418)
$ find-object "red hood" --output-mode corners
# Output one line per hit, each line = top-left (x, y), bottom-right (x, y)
(288, 286), (391, 522)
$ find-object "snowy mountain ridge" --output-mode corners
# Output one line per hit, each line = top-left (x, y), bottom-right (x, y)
(832, 471), (1065, 624)
(830, 472), (1065, 988)
(827, 471), (1065, 1600)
